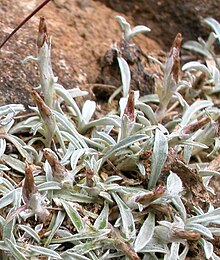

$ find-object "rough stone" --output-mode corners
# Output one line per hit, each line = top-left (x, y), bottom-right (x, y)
(0, 0), (159, 107)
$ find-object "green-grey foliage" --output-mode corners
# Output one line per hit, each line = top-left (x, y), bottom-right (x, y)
(1, 15), (220, 260)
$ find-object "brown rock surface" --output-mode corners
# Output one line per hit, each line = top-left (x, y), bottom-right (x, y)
(0, 0), (159, 106)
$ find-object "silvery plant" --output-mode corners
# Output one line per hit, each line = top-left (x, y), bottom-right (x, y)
(0, 15), (220, 260)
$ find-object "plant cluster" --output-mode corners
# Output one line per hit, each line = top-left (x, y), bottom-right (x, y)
(0, 15), (220, 260)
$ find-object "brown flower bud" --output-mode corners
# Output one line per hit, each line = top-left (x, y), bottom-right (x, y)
(169, 33), (182, 83)
(171, 33), (183, 51)
(44, 149), (68, 182)
(86, 169), (94, 187)
(172, 227), (201, 241)
(44, 149), (73, 187)
(135, 185), (165, 205)
(37, 16), (48, 49)
(23, 162), (50, 222)
(181, 116), (211, 137)
(32, 91), (53, 123)
(32, 90), (56, 146)
(23, 163), (38, 205)
(124, 90), (135, 122)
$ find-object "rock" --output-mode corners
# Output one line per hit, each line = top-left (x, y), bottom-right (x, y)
(0, 0), (159, 106)
(96, 39), (155, 100)
(96, 0), (220, 48)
